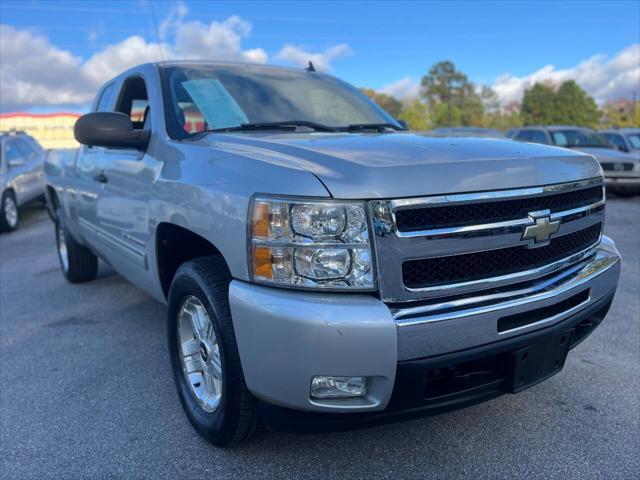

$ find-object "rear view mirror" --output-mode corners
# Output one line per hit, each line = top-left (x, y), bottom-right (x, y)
(74, 112), (149, 151)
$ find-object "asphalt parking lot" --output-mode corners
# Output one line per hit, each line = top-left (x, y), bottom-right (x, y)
(1, 198), (638, 479)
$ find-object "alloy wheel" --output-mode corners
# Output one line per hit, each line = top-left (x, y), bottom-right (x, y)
(177, 295), (223, 413)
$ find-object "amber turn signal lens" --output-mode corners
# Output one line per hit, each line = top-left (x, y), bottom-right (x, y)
(252, 202), (270, 238)
(252, 246), (273, 280)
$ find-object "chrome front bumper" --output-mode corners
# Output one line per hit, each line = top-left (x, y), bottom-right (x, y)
(229, 237), (620, 413)
(605, 176), (640, 189)
(394, 237), (620, 360)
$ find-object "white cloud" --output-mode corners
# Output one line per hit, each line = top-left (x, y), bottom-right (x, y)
(159, 1), (189, 40)
(378, 77), (420, 100)
(173, 16), (267, 63)
(0, 7), (271, 110)
(275, 44), (351, 72)
(0, 25), (94, 110)
(81, 36), (172, 86)
(492, 44), (640, 105)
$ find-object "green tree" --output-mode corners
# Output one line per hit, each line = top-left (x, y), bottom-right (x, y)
(601, 99), (640, 128)
(521, 80), (601, 127)
(359, 88), (403, 118)
(554, 80), (600, 127)
(397, 100), (431, 131)
(420, 61), (484, 127)
(480, 86), (501, 116)
(521, 83), (556, 125)
(484, 101), (523, 131)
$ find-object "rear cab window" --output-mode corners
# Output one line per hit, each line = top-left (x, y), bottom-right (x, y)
(603, 133), (627, 150)
(515, 130), (533, 142)
(115, 76), (150, 130)
(531, 130), (549, 144)
(14, 138), (38, 161)
(4, 140), (24, 163)
(552, 132), (568, 147)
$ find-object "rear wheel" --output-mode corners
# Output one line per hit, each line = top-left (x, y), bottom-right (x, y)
(55, 211), (98, 283)
(167, 256), (263, 447)
(0, 190), (19, 232)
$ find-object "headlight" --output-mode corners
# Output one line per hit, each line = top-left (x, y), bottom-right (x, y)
(249, 196), (375, 289)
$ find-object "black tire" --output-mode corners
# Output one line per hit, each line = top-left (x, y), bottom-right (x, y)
(44, 194), (57, 222)
(167, 256), (263, 447)
(55, 209), (98, 283)
(0, 190), (19, 233)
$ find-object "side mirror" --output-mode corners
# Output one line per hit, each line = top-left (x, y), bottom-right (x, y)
(74, 112), (149, 150)
(396, 119), (409, 130)
(7, 158), (25, 168)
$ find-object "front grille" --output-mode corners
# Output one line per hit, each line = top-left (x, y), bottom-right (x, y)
(601, 162), (633, 172)
(402, 223), (602, 289)
(395, 186), (602, 232)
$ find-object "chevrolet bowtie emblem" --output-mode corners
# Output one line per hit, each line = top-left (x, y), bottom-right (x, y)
(522, 215), (560, 244)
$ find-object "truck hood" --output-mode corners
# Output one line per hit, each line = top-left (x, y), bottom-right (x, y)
(202, 132), (602, 199)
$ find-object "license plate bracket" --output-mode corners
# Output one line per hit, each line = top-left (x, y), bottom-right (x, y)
(504, 330), (573, 393)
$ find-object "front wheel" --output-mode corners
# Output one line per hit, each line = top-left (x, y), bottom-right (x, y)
(167, 256), (262, 447)
(0, 190), (19, 232)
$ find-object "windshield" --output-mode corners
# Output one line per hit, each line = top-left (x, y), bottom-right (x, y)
(551, 130), (613, 148)
(627, 133), (640, 149)
(161, 64), (399, 138)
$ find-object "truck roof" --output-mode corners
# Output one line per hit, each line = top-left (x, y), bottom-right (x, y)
(145, 60), (327, 75)
(519, 125), (596, 131)
(600, 128), (640, 134)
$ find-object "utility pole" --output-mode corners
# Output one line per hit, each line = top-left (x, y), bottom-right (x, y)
(447, 82), (452, 127)
(445, 71), (455, 127)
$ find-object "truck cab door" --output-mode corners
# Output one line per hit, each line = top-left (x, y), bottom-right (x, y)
(94, 75), (159, 286)
(75, 82), (118, 248)
(75, 144), (103, 246)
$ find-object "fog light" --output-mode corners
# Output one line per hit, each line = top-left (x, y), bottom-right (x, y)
(310, 376), (367, 399)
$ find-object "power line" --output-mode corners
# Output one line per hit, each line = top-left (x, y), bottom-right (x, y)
(3, 4), (629, 25)
(147, 0), (167, 62)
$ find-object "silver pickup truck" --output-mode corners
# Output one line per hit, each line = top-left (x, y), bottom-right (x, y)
(45, 61), (621, 447)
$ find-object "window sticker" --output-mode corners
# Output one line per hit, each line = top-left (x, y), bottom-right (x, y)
(182, 79), (248, 129)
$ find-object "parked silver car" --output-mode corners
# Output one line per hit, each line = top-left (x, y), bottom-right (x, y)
(0, 130), (46, 232)
(600, 128), (640, 154)
(511, 126), (640, 195)
(46, 62), (620, 446)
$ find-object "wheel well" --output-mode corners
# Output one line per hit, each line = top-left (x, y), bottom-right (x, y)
(156, 222), (223, 298)
(46, 186), (59, 209)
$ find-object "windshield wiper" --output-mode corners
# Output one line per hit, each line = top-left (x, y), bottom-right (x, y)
(340, 123), (405, 132)
(204, 121), (339, 133)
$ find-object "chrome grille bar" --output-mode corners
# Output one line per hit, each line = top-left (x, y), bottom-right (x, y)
(370, 178), (605, 303)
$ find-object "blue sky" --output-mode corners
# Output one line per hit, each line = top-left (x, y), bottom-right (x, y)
(1, 0), (639, 112)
